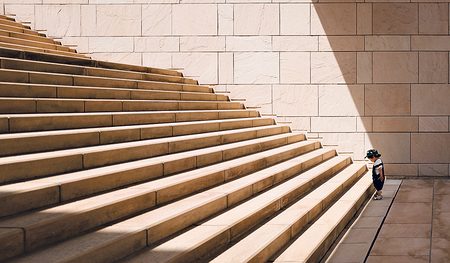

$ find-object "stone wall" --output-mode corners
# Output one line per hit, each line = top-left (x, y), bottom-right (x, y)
(2, 0), (450, 177)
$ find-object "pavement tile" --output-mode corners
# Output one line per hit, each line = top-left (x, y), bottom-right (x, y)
(327, 243), (371, 263)
(433, 194), (450, 212)
(341, 228), (378, 244)
(431, 237), (450, 263)
(432, 212), (450, 238)
(370, 237), (430, 256)
(351, 216), (384, 229)
(378, 223), (431, 238)
(366, 255), (429, 263)
(384, 202), (432, 224)
(434, 180), (450, 195)
(394, 187), (433, 203)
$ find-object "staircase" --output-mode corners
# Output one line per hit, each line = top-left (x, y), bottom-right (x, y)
(0, 15), (374, 263)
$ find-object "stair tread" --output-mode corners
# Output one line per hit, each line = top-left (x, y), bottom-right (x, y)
(209, 163), (367, 263)
(0, 139), (318, 255)
(272, 172), (373, 263)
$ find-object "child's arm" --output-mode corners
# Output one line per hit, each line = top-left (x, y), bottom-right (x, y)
(378, 167), (384, 182)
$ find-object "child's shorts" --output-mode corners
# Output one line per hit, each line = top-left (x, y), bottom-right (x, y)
(373, 177), (384, 191)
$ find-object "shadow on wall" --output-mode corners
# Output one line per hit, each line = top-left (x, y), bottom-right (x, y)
(313, 2), (450, 176)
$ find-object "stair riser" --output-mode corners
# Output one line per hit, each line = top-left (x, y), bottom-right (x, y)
(2, 110), (258, 133)
(0, 133), (301, 217)
(0, 118), (274, 157)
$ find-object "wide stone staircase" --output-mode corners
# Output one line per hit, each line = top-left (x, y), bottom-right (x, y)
(0, 15), (374, 263)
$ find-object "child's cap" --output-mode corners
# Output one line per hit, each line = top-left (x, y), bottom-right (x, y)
(365, 149), (381, 158)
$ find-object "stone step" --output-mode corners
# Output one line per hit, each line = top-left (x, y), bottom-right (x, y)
(120, 155), (351, 263)
(208, 162), (368, 263)
(0, 117), (273, 157)
(0, 131), (302, 218)
(0, 57), (197, 85)
(0, 97), (244, 114)
(0, 42), (87, 58)
(0, 29), (56, 45)
(0, 47), (182, 77)
(0, 17), (30, 29)
(0, 82), (228, 101)
(0, 124), (289, 184)
(0, 24), (42, 37)
(271, 171), (373, 263)
(0, 139), (320, 261)
(0, 69), (212, 93)
(0, 109), (258, 134)
(1, 146), (333, 263)
(0, 34), (74, 52)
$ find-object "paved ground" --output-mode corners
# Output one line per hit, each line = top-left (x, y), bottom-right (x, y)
(324, 179), (450, 263)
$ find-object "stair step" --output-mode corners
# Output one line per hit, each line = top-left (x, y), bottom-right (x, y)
(0, 139), (320, 260)
(0, 97), (243, 114)
(1, 146), (332, 262)
(0, 29), (56, 45)
(0, 109), (259, 133)
(0, 57), (196, 85)
(272, 171), (373, 263)
(0, 131), (302, 217)
(0, 68), (211, 93)
(0, 42), (87, 58)
(0, 34), (72, 52)
(0, 117), (274, 157)
(121, 155), (351, 263)
(0, 47), (182, 77)
(0, 82), (228, 101)
(0, 124), (290, 184)
(0, 18), (30, 29)
(208, 163), (368, 263)
(0, 24), (41, 36)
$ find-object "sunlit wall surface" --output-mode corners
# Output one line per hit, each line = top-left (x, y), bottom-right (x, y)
(3, 0), (449, 176)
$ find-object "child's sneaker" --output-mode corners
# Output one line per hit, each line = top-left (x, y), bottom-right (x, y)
(373, 195), (383, 200)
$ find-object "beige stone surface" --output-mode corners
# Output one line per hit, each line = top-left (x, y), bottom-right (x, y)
(219, 53), (233, 84)
(357, 52), (372, 84)
(411, 36), (450, 50)
(134, 37), (179, 52)
(96, 5), (140, 36)
(218, 4), (233, 35)
(234, 52), (279, 84)
(311, 4), (356, 35)
(173, 53), (217, 84)
(92, 53), (141, 66)
(373, 117), (419, 132)
(142, 4), (171, 36)
(280, 4), (310, 35)
(35, 5), (80, 37)
(172, 4), (217, 36)
(226, 36), (271, 51)
(365, 133), (411, 163)
(234, 4), (279, 35)
(373, 52), (418, 83)
(419, 52), (448, 83)
(411, 133), (450, 163)
(273, 85), (318, 116)
(373, 3), (418, 34)
(319, 36), (364, 51)
(142, 53), (172, 69)
(357, 3), (372, 35)
(419, 3), (448, 35)
(227, 85), (272, 114)
(365, 84), (410, 116)
(411, 84), (450, 115)
(89, 37), (134, 53)
(4, 5), (35, 27)
(311, 52), (357, 84)
(419, 117), (449, 132)
(365, 36), (410, 51)
(357, 117), (373, 132)
(273, 36), (318, 51)
(180, 37), (225, 52)
(322, 133), (365, 160)
(280, 52), (310, 84)
(311, 117), (356, 133)
(319, 85), (364, 116)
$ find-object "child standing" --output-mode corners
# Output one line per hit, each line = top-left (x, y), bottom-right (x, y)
(366, 149), (384, 200)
